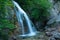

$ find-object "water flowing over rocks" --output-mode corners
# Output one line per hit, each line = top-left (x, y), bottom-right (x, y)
(3, 0), (60, 40)
(11, 0), (60, 40)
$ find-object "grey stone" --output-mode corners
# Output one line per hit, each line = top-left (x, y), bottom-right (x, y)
(49, 37), (56, 40)
(53, 32), (60, 38)
(46, 32), (52, 37)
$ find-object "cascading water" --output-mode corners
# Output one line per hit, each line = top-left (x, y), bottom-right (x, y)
(13, 1), (37, 37)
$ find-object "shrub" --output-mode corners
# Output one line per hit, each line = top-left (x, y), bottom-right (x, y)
(15, 0), (51, 22)
(0, 0), (15, 40)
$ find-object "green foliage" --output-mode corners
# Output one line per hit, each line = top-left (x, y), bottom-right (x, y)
(16, 0), (51, 22)
(0, 0), (15, 29)
(0, 19), (15, 29)
(0, 0), (15, 40)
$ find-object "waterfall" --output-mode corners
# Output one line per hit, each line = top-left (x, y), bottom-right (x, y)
(13, 1), (37, 37)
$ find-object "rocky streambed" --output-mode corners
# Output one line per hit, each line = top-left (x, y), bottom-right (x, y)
(8, 0), (60, 40)
(19, 23), (60, 40)
(8, 23), (60, 40)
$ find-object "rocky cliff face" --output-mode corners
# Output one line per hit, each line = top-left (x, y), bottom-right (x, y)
(47, 0), (60, 24)
(35, 0), (60, 31)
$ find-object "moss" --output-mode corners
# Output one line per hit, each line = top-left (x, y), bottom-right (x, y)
(0, 0), (15, 40)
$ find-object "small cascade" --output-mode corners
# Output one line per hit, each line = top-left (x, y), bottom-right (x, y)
(13, 1), (37, 37)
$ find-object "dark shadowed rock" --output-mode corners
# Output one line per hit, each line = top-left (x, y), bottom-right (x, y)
(45, 32), (52, 37)
(49, 37), (56, 40)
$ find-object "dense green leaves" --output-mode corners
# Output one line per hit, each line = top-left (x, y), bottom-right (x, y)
(15, 0), (51, 22)
(0, 0), (15, 40)
(0, 0), (15, 29)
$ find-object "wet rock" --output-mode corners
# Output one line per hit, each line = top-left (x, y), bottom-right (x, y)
(12, 36), (17, 40)
(56, 14), (60, 22)
(48, 31), (60, 40)
(45, 25), (60, 40)
(35, 21), (42, 31)
(57, 26), (60, 32)
(45, 28), (56, 32)
(39, 35), (44, 39)
(49, 37), (56, 40)
(46, 32), (52, 37)
(53, 32), (60, 39)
